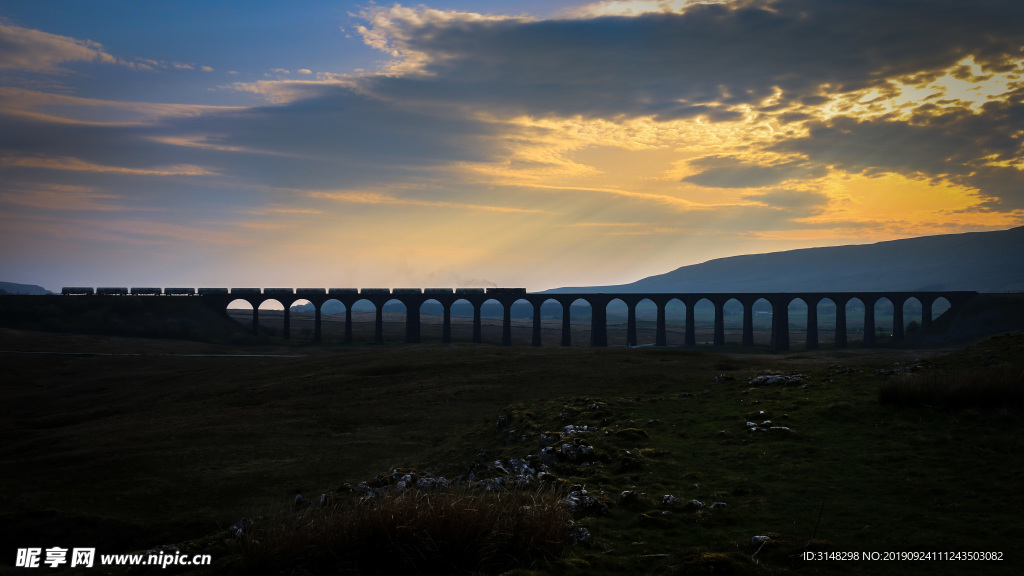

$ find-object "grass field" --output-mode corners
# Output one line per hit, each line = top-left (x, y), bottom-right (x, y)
(1, 328), (1021, 574)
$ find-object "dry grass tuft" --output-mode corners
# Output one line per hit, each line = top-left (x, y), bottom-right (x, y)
(234, 486), (569, 575)
(879, 365), (1024, 409)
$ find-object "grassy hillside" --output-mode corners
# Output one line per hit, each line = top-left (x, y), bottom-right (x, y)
(1, 329), (1021, 574)
(552, 226), (1024, 293)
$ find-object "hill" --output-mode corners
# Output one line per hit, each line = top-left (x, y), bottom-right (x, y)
(0, 281), (53, 295)
(547, 226), (1024, 294)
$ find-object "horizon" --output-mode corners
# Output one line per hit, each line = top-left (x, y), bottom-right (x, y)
(2, 1), (1023, 292)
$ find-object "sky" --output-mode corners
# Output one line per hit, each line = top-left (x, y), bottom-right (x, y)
(1, 0), (1022, 293)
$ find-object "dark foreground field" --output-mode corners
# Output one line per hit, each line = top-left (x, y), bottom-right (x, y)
(1, 329), (1022, 575)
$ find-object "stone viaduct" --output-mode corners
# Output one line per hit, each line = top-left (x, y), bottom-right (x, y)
(64, 287), (977, 351)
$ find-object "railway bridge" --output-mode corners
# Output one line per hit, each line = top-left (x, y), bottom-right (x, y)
(62, 287), (978, 351)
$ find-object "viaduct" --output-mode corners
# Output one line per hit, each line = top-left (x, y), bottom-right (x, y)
(63, 287), (977, 351)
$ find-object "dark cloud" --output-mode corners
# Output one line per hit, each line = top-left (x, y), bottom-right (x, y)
(0, 84), (504, 194)
(683, 155), (827, 188)
(773, 89), (1024, 208)
(360, 0), (1024, 119)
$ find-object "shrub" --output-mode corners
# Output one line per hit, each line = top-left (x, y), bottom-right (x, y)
(235, 487), (569, 575)
(879, 366), (1024, 410)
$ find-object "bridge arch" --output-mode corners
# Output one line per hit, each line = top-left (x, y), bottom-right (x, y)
(256, 298), (285, 337)
(346, 298), (375, 344)
(478, 298), (504, 345)
(717, 297), (745, 346)
(661, 297), (685, 346)
(318, 298), (347, 343)
(844, 297), (866, 346)
(631, 297), (657, 346)
(508, 297), (533, 346)
(418, 298), (445, 343)
(690, 297), (714, 345)
(285, 298), (314, 341)
(566, 297), (592, 346)
(870, 296), (895, 345)
(380, 298), (409, 344)
(606, 297), (629, 346)
(786, 297), (810, 350)
(926, 295), (952, 329)
(538, 298), (563, 347)
(226, 298), (255, 334)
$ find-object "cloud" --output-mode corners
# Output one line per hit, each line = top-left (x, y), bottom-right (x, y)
(773, 94), (1024, 208)
(0, 183), (129, 211)
(310, 190), (547, 214)
(742, 189), (830, 212)
(0, 154), (215, 176)
(356, 0), (1024, 119)
(0, 22), (117, 72)
(683, 156), (828, 188)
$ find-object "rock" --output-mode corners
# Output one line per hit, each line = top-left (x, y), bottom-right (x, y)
(293, 494), (310, 510)
(751, 535), (771, 545)
(495, 415), (512, 433)
(662, 494), (681, 505)
(710, 501), (727, 509)
(568, 526), (592, 544)
(564, 489), (606, 514)
(688, 499), (706, 508)
(229, 518), (251, 539)
(748, 374), (804, 386)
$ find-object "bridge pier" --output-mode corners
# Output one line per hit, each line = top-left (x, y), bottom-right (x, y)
(344, 306), (352, 344)
(314, 306), (322, 343)
(627, 303), (637, 347)
(863, 297), (877, 346)
(283, 308), (291, 340)
(713, 301), (725, 345)
(835, 299), (848, 348)
(472, 305), (482, 344)
(922, 299), (933, 330)
(443, 305), (452, 344)
(591, 304), (607, 347)
(806, 301), (818, 349)
(406, 308), (421, 344)
(655, 304), (666, 346)
(374, 306), (383, 344)
(502, 304), (512, 346)
(252, 305), (259, 335)
(770, 300), (789, 352)
(561, 305), (571, 346)
(684, 302), (696, 346)
(892, 299), (904, 340)
(532, 305), (542, 346)
(742, 302), (754, 346)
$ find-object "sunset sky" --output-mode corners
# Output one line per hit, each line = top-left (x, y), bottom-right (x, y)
(2, 0), (1022, 292)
